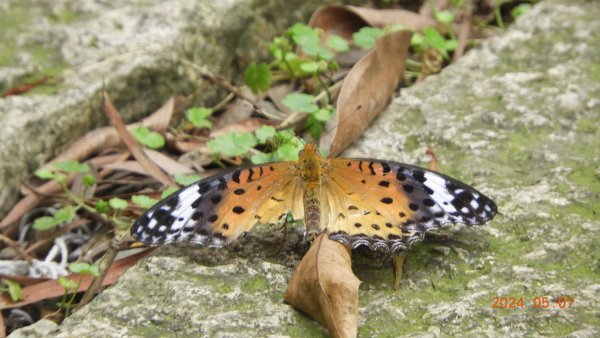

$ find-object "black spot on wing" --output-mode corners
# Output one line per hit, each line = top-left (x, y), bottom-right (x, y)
(381, 162), (391, 174)
(131, 164), (271, 246)
(232, 169), (242, 184)
(339, 158), (497, 237)
(368, 161), (376, 175)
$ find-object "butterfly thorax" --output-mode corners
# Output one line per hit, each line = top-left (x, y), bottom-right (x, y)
(297, 144), (327, 240)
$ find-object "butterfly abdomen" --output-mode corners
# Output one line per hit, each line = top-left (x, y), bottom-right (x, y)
(303, 185), (321, 240)
(298, 144), (327, 240)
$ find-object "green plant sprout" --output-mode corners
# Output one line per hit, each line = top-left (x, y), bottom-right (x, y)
(174, 174), (202, 186)
(245, 63), (272, 93)
(161, 187), (179, 199)
(511, 3), (532, 19)
(252, 23), (343, 91)
(57, 262), (100, 317)
(281, 92), (334, 139)
(230, 22), (416, 163)
(411, 27), (457, 60)
(1, 279), (23, 302)
(186, 107), (213, 129)
(131, 125), (165, 149)
(352, 27), (384, 49)
(207, 125), (304, 164)
(33, 161), (130, 231)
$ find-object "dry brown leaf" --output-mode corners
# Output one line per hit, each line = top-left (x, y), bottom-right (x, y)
(0, 311), (5, 338)
(426, 146), (439, 172)
(209, 118), (278, 137)
(143, 149), (194, 176)
(309, 5), (436, 39)
(145, 96), (178, 134)
(0, 249), (152, 310)
(320, 30), (412, 156)
(2, 153), (127, 228)
(267, 83), (294, 115)
(212, 87), (257, 130)
(172, 141), (211, 154)
(43, 96), (186, 170)
(101, 161), (148, 176)
(285, 233), (360, 338)
(41, 127), (124, 171)
(103, 91), (174, 187)
(0, 274), (48, 287)
(1, 76), (51, 98)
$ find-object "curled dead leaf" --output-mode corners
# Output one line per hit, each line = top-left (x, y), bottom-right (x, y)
(320, 30), (412, 156)
(310, 5), (436, 39)
(285, 233), (360, 338)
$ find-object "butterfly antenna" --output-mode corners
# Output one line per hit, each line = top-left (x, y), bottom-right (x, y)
(320, 103), (364, 138)
(280, 128), (306, 146)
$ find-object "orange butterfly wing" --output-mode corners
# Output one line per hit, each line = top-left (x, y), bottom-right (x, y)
(131, 151), (497, 253)
(131, 162), (303, 247)
(324, 158), (497, 251)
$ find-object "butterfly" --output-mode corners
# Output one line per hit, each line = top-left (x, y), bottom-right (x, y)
(130, 143), (497, 252)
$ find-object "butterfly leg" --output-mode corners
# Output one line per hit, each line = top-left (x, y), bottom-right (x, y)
(393, 253), (406, 290)
(275, 213), (290, 253)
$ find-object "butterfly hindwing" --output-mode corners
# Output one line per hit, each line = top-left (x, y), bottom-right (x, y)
(326, 158), (497, 251)
(131, 162), (302, 247)
(131, 145), (497, 253)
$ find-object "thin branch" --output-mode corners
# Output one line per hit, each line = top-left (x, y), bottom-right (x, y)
(452, 0), (474, 62)
(0, 235), (32, 263)
(180, 59), (274, 118)
(76, 237), (120, 309)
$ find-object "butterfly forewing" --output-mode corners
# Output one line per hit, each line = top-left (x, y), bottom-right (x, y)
(131, 146), (497, 253)
(131, 162), (301, 247)
(326, 158), (497, 251)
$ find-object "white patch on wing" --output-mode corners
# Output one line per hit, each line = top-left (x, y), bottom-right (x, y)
(423, 172), (458, 214)
(146, 219), (158, 230)
(177, 184), (202, 201)
(170, 191), (200, 229)
(423, 171), (446, 186)
(470, 200), (479, 209)
(429, 205), (443, 214)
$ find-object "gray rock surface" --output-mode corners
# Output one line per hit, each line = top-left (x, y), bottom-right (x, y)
(7, 0), (600, 337)
(0, 0), (334, 217)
